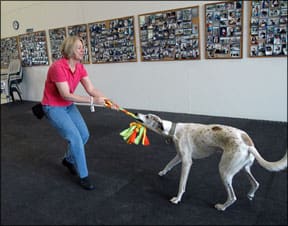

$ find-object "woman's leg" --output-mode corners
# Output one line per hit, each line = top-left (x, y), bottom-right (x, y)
(43, 105), (89, 178)
(67, 104), (89, 145)
(63, 104), (90, 165)
(66, 104), (91, 176)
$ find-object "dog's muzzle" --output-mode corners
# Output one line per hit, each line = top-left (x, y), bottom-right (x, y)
(134, 113), (144, 123)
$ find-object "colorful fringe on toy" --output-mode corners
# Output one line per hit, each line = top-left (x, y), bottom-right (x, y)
(104, 99), (150, 146)
(119, 122), (150, 146)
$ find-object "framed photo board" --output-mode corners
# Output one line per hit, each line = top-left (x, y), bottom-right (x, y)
(249, 0), (287, 57)
(205, 0), (243, 59)
(48, 27), (67, 62)
(138, 6), (200, 62)
(67, 24), (90, 64)
(19, 30), (50, 67)
(1, 36), (20, 69)
(88, 16), (137, 64)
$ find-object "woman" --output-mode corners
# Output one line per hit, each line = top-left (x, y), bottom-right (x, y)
(41, 36), (118, 190)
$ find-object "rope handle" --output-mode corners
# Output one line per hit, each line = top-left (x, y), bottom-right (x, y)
(104, 99), (137, 119)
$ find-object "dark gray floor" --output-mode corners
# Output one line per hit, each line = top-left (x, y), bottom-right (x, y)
(1, 101), (287, 225)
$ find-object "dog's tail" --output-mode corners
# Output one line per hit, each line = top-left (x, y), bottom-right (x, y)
(248, 147), (287, 172)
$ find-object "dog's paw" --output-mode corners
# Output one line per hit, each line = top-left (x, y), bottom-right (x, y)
(170, 197), (180, 204)
(247, 194), (254, 200)
(158, 170), (166, 176)
(247, 184), (259, 200)
(214, 203), (226, 211)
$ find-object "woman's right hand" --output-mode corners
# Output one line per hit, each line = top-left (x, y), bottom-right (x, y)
(93, 96), (106, 106)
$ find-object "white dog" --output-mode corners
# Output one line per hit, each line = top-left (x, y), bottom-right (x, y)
(135, 113), (287, 211)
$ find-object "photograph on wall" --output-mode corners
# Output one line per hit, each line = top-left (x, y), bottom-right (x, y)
(1, 36), (20, 68)
(249, 0), (287, 57)
(19, 30), (50, 67)
(138, 6), (200, 62)
(48, 27), (67, 62)
(88, 16), (137, 63)
(205, 0), (243, 59)
(67, 24), (90, 64)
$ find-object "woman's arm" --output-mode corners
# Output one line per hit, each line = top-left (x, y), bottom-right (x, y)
(55, 76), (118, 109)
(80, 76), (107, 105)
(55, 81), (93, 104)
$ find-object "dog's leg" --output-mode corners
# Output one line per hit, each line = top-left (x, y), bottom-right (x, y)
(216, 174), (236, 211)
(158, 154), (181, 176)
(215, 152), (245, 211)
(243, 163), (259, 200)
(170, 146), (192, 204)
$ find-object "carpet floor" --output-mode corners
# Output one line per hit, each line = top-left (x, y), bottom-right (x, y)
(1, 101), (287, 225)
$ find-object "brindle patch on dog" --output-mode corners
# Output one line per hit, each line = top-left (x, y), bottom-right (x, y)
(241, 133), (254, 146)
(212, 126), (222, 131)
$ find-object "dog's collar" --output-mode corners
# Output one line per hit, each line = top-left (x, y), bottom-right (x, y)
(165, 122), (176, 144)
(168, 122), (177, 137)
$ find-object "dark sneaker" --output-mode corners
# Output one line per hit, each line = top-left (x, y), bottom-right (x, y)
(79, 177), (95, 190)
(62, 158), (77, 175)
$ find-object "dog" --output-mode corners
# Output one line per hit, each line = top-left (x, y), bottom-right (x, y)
(135, 113), (287, 211)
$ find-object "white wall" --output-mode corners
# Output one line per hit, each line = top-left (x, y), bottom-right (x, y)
(1, 1), (287, 122)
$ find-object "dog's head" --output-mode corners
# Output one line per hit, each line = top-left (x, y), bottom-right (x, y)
(135, 113), (165, 135)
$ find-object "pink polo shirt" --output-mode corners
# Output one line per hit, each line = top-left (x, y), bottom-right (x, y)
(41, 58), (88, 106)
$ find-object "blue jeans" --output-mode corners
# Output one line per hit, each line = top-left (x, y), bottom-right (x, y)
(42, 104), (89, 178)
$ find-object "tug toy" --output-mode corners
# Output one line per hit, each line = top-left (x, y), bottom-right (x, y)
(103, 99), (150, 146)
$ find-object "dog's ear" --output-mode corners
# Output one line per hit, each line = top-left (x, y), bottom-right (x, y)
(158, 122), (164, 131)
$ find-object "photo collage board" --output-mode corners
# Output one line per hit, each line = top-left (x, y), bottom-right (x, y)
(249, 0), (287, 57)
(205, 0), (243, 59)
(49, 27), (67, 62)
(1, 1), (288, 68)
(18, 30), (50, 67)
(1, 36), (20, 69)
(89, 16), (137, 64)
(138, 6), (200, 61)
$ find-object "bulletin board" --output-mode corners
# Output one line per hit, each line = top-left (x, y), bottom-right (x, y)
(138, 6), (200, 62)
(67, 24), (90, 64)
(19, 30), (50, 67)
(248, 0), (287, 57)
(205, 0), (243, 59)
(1, 36), (20, 69)
(48, 27), (67, 62)
(88, 16), (137, 64)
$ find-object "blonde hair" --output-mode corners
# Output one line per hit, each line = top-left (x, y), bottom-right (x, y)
(60, 36), (83, 59)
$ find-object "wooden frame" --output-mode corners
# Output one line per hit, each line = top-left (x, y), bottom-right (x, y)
(138, 6), (200, 62)
(19, 30), (50, 67)
(67, 23), (90, 64)
(88, 16), (137, 64)
(205, 0), (243, 59)
(1, 36), (20, 69)
(48, 27), (67, 62)
(248, 0), (287, 57)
